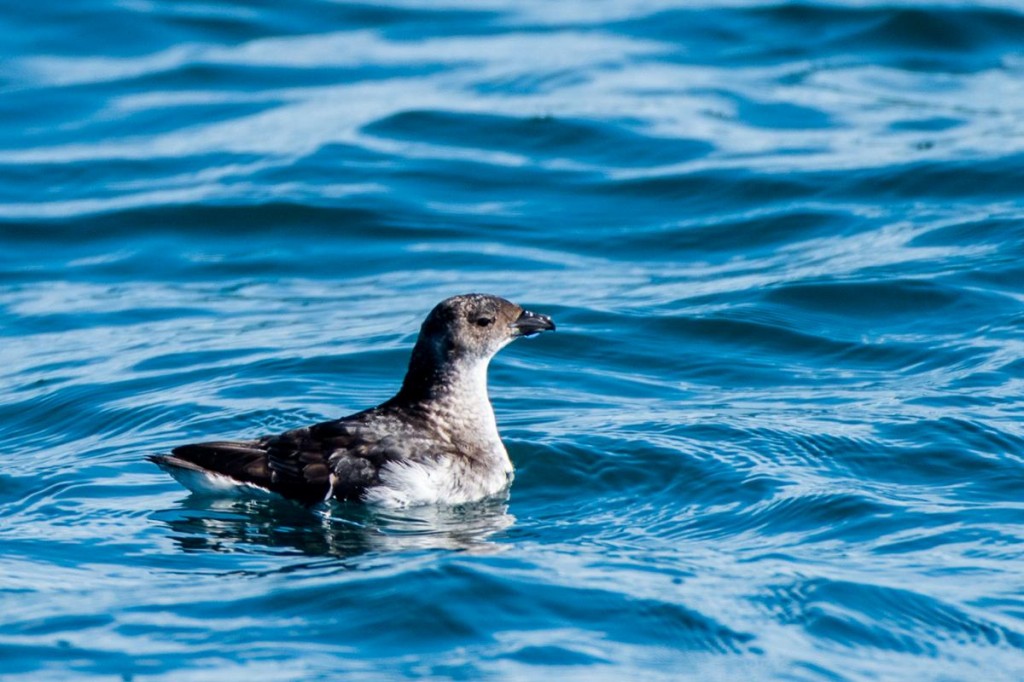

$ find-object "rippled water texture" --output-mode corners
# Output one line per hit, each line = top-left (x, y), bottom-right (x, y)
(3, 1), (1024, 680)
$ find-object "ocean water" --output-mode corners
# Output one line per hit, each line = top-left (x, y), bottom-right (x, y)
(3, 1), (1024, 679)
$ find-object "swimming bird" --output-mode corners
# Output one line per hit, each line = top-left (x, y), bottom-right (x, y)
(149, 294), (555, 507)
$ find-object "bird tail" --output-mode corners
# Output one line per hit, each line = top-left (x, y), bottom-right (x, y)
(148, 443), (275, 498)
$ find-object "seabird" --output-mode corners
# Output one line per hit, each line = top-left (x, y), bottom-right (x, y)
(149, 293), (555, 507)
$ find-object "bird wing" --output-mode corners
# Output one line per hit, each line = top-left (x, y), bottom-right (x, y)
(155, 414), (404, 505)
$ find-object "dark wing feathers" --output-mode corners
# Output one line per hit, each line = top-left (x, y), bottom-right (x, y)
(161, 416), (405, 505)
(166, 441), (271, 482)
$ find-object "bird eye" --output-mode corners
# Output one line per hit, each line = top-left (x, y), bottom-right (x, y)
(474, 316), (494, 327)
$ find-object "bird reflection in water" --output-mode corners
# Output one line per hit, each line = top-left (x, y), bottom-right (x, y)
(154, 495), (516, 559)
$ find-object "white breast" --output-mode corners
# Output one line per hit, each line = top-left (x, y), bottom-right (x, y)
(364, 456), (512, 508)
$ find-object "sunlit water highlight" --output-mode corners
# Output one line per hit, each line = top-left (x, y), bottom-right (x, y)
(2, 2), (1024, 680)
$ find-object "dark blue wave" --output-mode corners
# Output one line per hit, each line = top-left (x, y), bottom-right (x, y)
(2, 1), (1024, 680)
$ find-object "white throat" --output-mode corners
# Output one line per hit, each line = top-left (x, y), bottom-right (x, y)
(430, 353), (505, 458)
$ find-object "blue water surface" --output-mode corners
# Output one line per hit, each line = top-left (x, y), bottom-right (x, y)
(2, 1), (1024, 680)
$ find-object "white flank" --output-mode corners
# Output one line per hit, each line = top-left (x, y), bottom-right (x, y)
(364, 458), (510, 508)
(161, 461), (276, 500)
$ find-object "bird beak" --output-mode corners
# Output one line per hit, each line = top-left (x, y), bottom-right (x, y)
(512, 309), (556, 337)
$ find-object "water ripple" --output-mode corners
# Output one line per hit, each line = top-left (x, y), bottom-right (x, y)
(3, 1), (1024, 680)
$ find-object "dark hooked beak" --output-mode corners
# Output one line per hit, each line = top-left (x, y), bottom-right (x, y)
(512, 309), (556, 337)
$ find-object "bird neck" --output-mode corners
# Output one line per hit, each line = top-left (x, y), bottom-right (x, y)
(393, 336), (501, 447)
